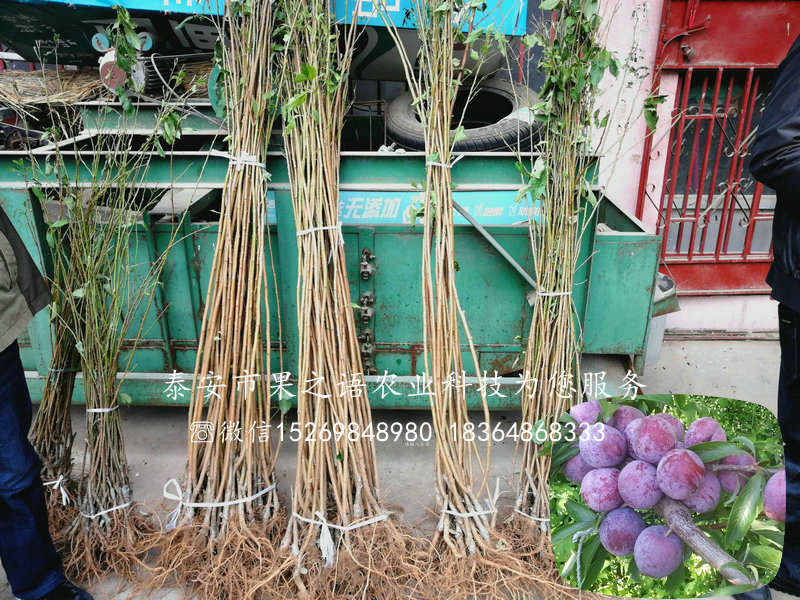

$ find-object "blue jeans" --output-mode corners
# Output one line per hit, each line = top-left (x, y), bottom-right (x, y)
(0, 341), (64, 599)
(776, 304), (800, 591)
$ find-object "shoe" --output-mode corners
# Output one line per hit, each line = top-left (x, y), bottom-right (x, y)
(734, 586), (772, 600)
(37, 581), (94, 600)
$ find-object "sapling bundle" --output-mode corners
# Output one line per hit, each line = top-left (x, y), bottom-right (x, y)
(25, 101), (88, 530)
(29, 294), (80, 488)
(27, 173), (82, 491)
(147, 2), (285, 597)
(31, 103), (185, 581)
(373, 1), (581, 596)
(515, 0), (617, 536)
(377, 0), (502, 559)
(275, 3), (428, 597)
(28, 202), (82, 528)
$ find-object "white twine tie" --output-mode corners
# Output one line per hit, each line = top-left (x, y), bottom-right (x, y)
(81, 501), (132, 520)
(43, 475), (71, 506)
(296, 222), (345, 245)
(536, 290), (572, 297)
(296, 222), (346, 261)
(514, 508), (550, 531)
(86, 406), (119, 414)
(209, 149), (268, 171)
(291, 511), (389, 567)
(162, 478), (277, 531)
(426, 154), (465, 169)
(440, 507), (498, 519)
(572, 526), (596, 586)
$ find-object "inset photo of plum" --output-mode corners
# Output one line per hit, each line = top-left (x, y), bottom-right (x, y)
(548, 395), (785, 599)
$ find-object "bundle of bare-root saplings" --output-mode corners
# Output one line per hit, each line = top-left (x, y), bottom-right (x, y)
(511, 0), (620, 569)
(147, 2), (286, 598)
(273, 0), (430, 597)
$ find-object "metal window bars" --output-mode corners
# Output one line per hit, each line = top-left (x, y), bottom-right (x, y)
(648, 67), (775, 294)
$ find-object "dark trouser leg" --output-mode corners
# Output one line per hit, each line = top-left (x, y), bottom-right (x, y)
(775, 304), (800, 592)
(0, 341), (64, 600)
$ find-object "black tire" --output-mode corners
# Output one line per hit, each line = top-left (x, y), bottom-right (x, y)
(386, 78), (540, 152)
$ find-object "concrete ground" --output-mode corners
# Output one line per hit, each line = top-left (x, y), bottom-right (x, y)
(1, 339), (791, 600)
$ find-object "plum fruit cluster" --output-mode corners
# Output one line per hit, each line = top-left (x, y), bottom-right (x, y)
(564, 400), (786, 579)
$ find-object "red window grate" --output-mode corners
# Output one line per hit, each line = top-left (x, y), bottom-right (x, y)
(652, 67), (775, 294)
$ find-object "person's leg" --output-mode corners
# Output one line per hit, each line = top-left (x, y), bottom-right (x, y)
(0, 341), (65, 600)
(773, 303), (800, 593)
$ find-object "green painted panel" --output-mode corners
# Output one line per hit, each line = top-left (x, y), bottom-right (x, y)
(0, 141), (657, 407)
(582, 235), (661, 355)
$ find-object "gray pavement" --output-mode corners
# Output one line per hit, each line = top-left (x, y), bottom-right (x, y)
(0, 339), (790, 600)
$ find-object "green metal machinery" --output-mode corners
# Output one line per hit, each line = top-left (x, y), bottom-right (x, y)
(0, 101), (664, 408)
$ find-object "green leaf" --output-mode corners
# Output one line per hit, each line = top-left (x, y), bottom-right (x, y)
(154, 138), (166, 158)
(161, 112), (181, 144)
(561, 549), (577, 579)
(628, 554), (641, 582)
(589, 61), (605, 87)
(118, 392), (133, 406)
(294, 63), (317, 83)
(576, 533), (603, 589)
(539, 0), (559, 10)
(466, 29), (484, 45)
(720, 560), (756, 581)
(664, 561), (686, 594)
(452, 125), (468, 144)
(714, 584), (760, 596)
(644, 93), (668, 132)
(45, 231), (55, 248)
(550, 440), (579, 472)
(749, 520), (785, 547)
(50, 219), (68, 229)
(75, 341), (85, 356)
(278, 390), (292, 414)
(598, 399), (615, 420)
(747, 545), (783, 570)
(116, 86), (134, 116)
(609, 57), (621, 78)
(644, 107), (658, 133)
(427, 152), (439, 164)
(726, 471), (765, 546)
(286, 92), (309, 109)
(732, 435), (757, 457)
(566, 499), (596, 523)
(72, 288), (86, 298)
(689, 441), (748, 462)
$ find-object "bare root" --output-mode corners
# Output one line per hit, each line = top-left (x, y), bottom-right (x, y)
(267, 520), (433, 600)
(143, 511), (287, 600)
(61, 504), (155, 583)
